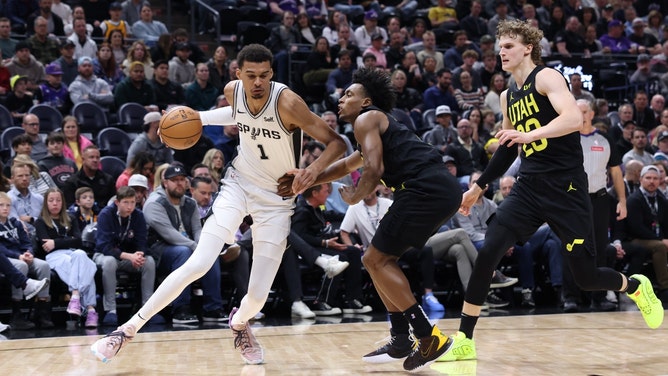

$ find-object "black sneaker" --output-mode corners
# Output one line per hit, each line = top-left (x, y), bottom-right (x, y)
(310, 301), (342, 316)
(484, 291), (509, 308)
(490, 270), (518, 288)
(202, 309), (229, 322)
(363, 332), (414, 363)
(342, 299), (372, 314)
(172, 307), (199, 325)
(403, 325), (453, 372)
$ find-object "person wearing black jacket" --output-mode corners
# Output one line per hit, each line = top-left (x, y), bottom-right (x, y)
(625, 165), (668, 305)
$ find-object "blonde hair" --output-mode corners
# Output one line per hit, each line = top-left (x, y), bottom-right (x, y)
(154, 163), (171, 189)
(12, 154), (40, 178)
(496, 19), (543, 65)
(202, 149), (224, 183)
(0, 191), (10, 203)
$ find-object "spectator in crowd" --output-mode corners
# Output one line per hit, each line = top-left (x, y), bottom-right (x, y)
(294, 12), (319, 46)
(27, 0), (64, 37)
(144, 165), (226, 324)
(454, 71), (485, 111)
(0, 17), (18, 59)
(423, 105), (457, 153)
(625, 165), (668, 305)
(122, 40), (153, 79)
(632, 90), (657, 131)
(127, 111), (173, 166)
(5, 75), (35, 125)
(37, 132), (78, 191)
(0, 191), (52, 330)
(488, 0), (516, 36)
(304, 36), (337, 85)
(27, 16), (60, 65)
(63, 145), (115, 207)
(61, 116), (92, 169)
(630, 53), (660, 86)
(55, 40), (78, 87)
(8, 0), (39, 35)
(206, 46), (229, 94)
(6, 42), (46, 93)
(629, 17), (661, 56)
(391, 69), (422, 125)
(108, 29), (127, 66)
(569, 72), (595, 102)
(650, 94), (665, 125)
(148, 59), (184, 111)
(35, 187), (98, 327)
(268, 0), (303, 22)
(326, 49), (354, 105)
(113, 61), (156, 109)
(121, 0), (150, 26)
(459, 0), (488, 44)
(429, 0), (459, 31)
(445, 118), (488, 184)
(622, 128), (655, 165)
(423, 68), (459, 113)
(353, 10), (386, 52)
(185, 63), (217, 111)
(39, 63), (70, 116)
(12, 155), (57, 198)
(94, 185), (156, 326)
(63, 5), (95, 37)
(266, 11), (300, 85)
(168, 42), (195, 86)
(484, 72), (506, 118)
(417, 31), (444, 72)
(554, 16), (586, 58)
(131, 4), (167, 47)
(201, 148), (224, 185)
(68, 56), (114, 109)
(51, 0), (72, 25)
(100, 1), (131, 40)
(116, 151), (154, 191)
(94, 42), (125, 91)
(68, 17), (97, 59)
(170, 28), (206, 65)
(600, 19), (634, 54)
(8, 162), (44, 233)
(330, 23), (361, 69)
(20, 114), (48, 161)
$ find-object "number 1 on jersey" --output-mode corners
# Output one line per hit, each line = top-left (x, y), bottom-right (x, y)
(257, 144), (269, 159)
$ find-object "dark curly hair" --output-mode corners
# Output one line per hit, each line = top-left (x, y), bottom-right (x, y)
(352, 68), (396, 113)
(237, 44), (274, 68)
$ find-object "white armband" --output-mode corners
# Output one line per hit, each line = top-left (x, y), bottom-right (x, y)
(199, 106), (234, 127)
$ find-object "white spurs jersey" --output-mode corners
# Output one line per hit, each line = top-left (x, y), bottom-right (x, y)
(229, 81), (303, 188)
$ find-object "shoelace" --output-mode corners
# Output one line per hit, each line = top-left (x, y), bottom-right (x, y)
(105, 330), (133, 355)
(233, 326), (252, 350)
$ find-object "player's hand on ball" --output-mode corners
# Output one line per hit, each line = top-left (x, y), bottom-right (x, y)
(277, 172), (296, 197)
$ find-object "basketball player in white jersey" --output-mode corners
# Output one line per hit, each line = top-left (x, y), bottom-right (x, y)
(91, 44), (346, 365)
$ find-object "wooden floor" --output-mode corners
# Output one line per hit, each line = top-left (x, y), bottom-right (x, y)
(1, 310), (667, 375)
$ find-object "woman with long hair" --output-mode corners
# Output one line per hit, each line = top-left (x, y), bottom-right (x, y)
(122, 40), (154, 79)
(93, 42), (125, 90)
(34, 188), (98, 327)
(295, 12), (321, 46)
(465, 106), (490, 145)
(408, 18), (427, 44)
(107, 29), (127, 66)
(484, 72), (506, 117)
(321, 10), (348, 45)
(302, 36), (336, 86)
(546, 5), (565, 42)
(116, 151), (155, 192)
(645, 10), (663, 40)
(151, 33), (173, 63)
(391, 69), (422, 115)
(201, 148), (224, 184)
(207, 46), (230, 93)
(61, 116), (94, 169)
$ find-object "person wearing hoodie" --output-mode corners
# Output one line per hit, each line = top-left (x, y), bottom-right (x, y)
(6, 41), (46, 93)
(142, 165), (226, 325)
(93, 185), (155, 326)
(126, 111), (173, 166)
(68, 56), (114, 109)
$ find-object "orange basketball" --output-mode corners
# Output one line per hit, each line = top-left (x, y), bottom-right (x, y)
(159, 106), (202, 150)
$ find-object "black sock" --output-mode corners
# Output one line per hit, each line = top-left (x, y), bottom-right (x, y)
(403, 303), (433, 338)
(626, 276), (641, 294)
(389, 311), (410, 335)
(459, 313), (479, 339)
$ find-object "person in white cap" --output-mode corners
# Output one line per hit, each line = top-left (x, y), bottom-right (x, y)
(422, 105), (457, 153)
(126, 111), (174, 166)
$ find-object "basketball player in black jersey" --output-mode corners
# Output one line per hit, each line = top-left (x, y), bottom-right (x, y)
(438, 19), (664, 363)
(303, 67), (462, 372)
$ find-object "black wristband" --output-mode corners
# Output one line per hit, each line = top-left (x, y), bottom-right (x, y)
(475, 143), (518, 189)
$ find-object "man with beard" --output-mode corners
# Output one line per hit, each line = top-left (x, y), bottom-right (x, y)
(142, 165), (226, 325)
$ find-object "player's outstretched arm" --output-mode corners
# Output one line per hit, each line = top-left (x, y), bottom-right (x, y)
(279, 89), (346, 194)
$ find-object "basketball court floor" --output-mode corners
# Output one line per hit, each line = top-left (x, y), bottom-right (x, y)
(1, 296), (666, 376)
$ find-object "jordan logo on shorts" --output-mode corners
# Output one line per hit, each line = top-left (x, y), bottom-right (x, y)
(567, 182), (576, 192)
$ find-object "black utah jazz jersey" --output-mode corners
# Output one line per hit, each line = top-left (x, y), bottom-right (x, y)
(506, 65), (584, 175)
(358, 105), (443, 189)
